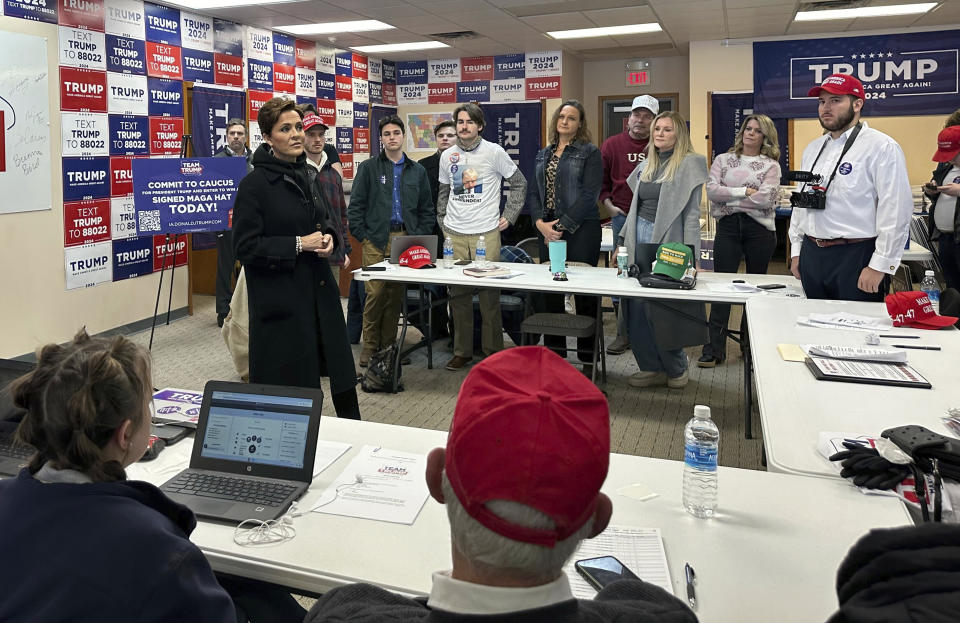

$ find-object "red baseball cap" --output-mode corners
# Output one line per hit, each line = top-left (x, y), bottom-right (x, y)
(302, 114), (328, 132)
(808, 73), (865, 99)
(885, 291), (958, 329)
(398, 245), (435, 269)
(933, 125), (960, 163)
(445, 347), (610, 547)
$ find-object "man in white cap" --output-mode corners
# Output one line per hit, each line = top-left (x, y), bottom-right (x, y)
(599, 94), (659, 354)
(788, 73), (912, 301)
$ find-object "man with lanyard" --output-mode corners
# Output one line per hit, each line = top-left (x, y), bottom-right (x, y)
(302, 113), (350, 286)
(789, 73), (912, 301)
(214, 119), (254, 327)
(348, 115), (434, 367)
(438, 103), (527, 371)
(599, 95), (657, 354)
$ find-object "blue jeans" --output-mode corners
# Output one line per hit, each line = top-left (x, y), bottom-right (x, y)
(626, 217), (688, 377)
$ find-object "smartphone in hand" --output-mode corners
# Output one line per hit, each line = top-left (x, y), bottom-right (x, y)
(574, 556), (639, 591)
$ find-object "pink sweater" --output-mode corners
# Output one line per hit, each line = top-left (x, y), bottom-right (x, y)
(706, 153), (781, 231)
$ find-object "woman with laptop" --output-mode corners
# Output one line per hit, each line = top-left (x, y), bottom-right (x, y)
(233, 97), (360, 420)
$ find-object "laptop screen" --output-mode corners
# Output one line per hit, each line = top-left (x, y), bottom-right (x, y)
(198, 390), (312, 469)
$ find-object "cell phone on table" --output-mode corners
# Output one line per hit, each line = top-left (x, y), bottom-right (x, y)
(455, 259), (471, 266)
(574, 556), (639, 591)
(757, 283), (786, 290)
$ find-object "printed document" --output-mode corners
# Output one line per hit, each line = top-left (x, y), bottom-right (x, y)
(563, 526), (673, 598)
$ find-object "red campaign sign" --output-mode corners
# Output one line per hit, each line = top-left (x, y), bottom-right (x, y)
(353, 128), (370, 155)
(428, 83), (456, 104)
(60, 67), (107, 113)
(335, 74), (352, 100)
(352, 53), (368, 80)
(340, 154), (353, 180)
(316, 98), (336, 126)
(64, 198), (111, 247)
(382, 82), (397, 106)
(110, 155), (134, 196)
(149, 117), (184, 155)
(461, 56), (494, 81)
(59, 0), (105, 31)
(152, 235), (188, 270)
(525, 77), (562, 100)
(214, 53), (243, 87)
(146, 42), (183, 80)
(273, 63), (295, 93)
(248, 90), (273, 121)
(295, 39), (315, 69)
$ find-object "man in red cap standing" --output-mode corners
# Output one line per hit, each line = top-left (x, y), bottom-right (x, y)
(304, 346), (697, 622)
(788, 73), (912, 301)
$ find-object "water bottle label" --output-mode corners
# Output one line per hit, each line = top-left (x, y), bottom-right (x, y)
(684, 444), (717, 471)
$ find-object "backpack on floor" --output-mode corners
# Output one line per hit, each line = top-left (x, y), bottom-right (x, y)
(360, 344), (403, 393)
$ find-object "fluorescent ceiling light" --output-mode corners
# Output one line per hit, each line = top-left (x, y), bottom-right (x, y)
(276, 20), (395, 35)
(164, 0), (294, 8)
(548, 23), (661, 39)
(351, 41), (449, 53)
(794, 3), (936, 21)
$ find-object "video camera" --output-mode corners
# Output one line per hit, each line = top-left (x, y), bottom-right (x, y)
(785, 170), (827, 210)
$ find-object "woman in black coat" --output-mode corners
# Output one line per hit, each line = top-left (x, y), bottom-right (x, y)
(233, 98), (360, 419)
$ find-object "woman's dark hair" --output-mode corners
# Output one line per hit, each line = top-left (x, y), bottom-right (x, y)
(548, 100), (592, 146)
(12, 329), (152, 482)
(258, 97), (301, 137)
(378, 114), (405, 135)
(453, 102), (485, 130)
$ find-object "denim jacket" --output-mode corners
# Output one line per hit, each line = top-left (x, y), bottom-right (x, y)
(526, 140), (602, 233)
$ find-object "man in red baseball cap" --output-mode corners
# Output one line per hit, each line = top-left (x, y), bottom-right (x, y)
(925, 124), (960, 291)
(304, 347), (697, 622)
(789, 73), (912, 302)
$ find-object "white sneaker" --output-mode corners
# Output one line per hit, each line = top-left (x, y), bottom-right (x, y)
(628, 371), (667, 387)
(667, 369), (689, 389)
(564, 294), (575, 314)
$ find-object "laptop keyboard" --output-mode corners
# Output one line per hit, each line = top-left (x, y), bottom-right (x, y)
(0, 436), (33, 460)
(163, 473), (298, 507)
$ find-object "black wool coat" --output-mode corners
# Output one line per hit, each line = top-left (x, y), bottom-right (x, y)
(233, 144), (357, 395)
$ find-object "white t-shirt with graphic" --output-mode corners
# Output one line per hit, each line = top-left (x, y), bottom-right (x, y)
(439, 139), (518, 234)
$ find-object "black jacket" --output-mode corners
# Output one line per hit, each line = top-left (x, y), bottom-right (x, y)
(233, 144), (356, 394)
(419, 151), (441, 210)
(214, 145), (254, 173)
(926, 162), (960, 243)
(348, 151), (435, 249)
(828, 523), (960, 623)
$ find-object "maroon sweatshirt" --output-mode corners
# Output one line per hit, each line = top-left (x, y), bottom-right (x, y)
(599, 132), (649, 214)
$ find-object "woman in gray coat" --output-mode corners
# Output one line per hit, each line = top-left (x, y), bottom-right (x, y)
(618, 111), (708, 389)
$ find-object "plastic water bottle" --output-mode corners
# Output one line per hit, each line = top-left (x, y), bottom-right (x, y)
(682, 405), (719, 518)
(920, 270), (940, 311)
(443, 236), (454, 269)
(476, 235), (487, 268)
(616, 246), (629, 278)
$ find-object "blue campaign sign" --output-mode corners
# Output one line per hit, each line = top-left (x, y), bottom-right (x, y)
(144, 2), (181, 46)
(273, 32), (295, 66)
(369, 80), (382, 104)
(247, 58), (273, 91)
(296, 95), (316, 107)
(710, 92), (790, 177)
(3, 0), (57, 23)
(396, 60), (427, 85)
(480, 102), (539, 214)
(335, 51), (353, 77)
(336, 127), (353, 154)
(182, 48), (214, 83)
(755, 29), (960, 118)
(494, 53), (525, 80)
(316, 72), (336, 99)
(106, 35), (147, 75)
(213, 19), (243, 57)
(108, 115), (150, 156)
(132, 157), (247, 235)
(382, 60), (396, 83)
(457, 81), (490, 102)
(147, 77), (184, 117)
(191, 85), (246, 157)
(63, 157), (110, 201)
(113, 236), (154, 281)
(353, 102), (369, 128)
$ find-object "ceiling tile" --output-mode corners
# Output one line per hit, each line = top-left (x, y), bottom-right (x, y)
(786, 19), (856, 35)
(582, 6), (657, 25)
(521, 13), (593, 31)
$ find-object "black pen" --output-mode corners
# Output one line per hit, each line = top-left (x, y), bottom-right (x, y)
(685, 563), (696, 610)
(878, 334), (919, 339)
(892, 344), (941, 351)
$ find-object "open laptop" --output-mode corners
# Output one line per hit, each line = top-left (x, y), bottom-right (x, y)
(160, 380), (322, 523)
(0, 359), (36, 477)
(389, 234), (438, 264)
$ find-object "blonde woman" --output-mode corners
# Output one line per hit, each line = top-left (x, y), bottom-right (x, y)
(618, 111), (708, 388)
(699, 114), (782, 368)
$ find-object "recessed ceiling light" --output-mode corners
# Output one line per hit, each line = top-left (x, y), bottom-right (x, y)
(163, 0), (295, 8)
(794, 3), (936, 21)
(547, 23), (662, 39)
(276, 20), (395, 35)
(351, 41), (449, 53)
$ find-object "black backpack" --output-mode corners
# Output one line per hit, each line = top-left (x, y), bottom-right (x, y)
(360, 344), (403, 393)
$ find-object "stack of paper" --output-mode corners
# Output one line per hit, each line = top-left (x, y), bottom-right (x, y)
(563, 526), (673, 598)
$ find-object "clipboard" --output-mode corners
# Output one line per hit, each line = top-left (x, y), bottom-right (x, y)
(804, 356), (932, 389)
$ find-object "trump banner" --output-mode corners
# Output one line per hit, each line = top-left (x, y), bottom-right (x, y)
(479, 102), (540, 214)
(191, 85), (246, 157)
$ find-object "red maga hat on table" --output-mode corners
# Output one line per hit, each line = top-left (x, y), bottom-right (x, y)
(885, 291), (958, 329)
(398, 245), (435, 269)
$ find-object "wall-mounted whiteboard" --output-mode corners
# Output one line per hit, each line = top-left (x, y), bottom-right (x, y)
(0, 28), (51, 214)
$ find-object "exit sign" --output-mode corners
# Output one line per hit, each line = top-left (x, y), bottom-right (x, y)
(627, 71), (650, 87)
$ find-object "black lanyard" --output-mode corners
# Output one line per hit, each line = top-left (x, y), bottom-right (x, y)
(804, 122), (863, 192)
